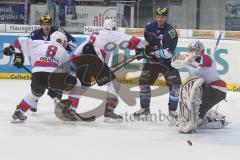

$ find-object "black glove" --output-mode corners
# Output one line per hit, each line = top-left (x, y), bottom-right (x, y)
(135, 48), (145, 60)
(144, 45), (158, 59)
(3, 46), (15, 56)
(13, 52), (24, 68)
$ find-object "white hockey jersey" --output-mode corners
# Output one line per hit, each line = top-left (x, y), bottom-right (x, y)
(187, 53), (227, 93)
(72, 29), (146, 64)
(14, 37), (69, 73)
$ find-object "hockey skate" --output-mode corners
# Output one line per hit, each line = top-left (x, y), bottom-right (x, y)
(12, 109), (27, 122)
(133, 108), (150, 120)
(198, 109), (230, 129)
(168, 110), (178, 126)
(55, 99), (80, 121)
(30, 100), (38, 112)
(30, 107), (37, 112)
(104, 108), (123, 123)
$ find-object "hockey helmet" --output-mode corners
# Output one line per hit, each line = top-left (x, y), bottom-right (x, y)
(103, 19), (117, 31)
(187, 40), (205, 55)
(156, 7), (168, 16)
(40, 15), (52, 25)
(50, 31), (67, 48)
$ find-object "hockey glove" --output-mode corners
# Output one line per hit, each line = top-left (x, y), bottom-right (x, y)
(13, 52), (24, 68)
(190, 56), (201, 67)
(68, 41), (77, 50)
(143, 45), (157, 59)
(135, 48), (145, 60)
(3, 46), (15, 56)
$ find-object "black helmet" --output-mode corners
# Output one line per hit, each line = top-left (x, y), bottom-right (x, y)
(156, 7), (168, 16)
(40, 15), (52, 25)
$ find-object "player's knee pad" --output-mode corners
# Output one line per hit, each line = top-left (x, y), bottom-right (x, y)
(165, 68), (181, 87)
(140, 85), (151, 96)
(64, 75), (77, 91)
(140, 85), (151, 108)
(31, 84), (45, 97)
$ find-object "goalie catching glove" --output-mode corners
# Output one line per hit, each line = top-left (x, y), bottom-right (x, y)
(171, 52), (201, 69)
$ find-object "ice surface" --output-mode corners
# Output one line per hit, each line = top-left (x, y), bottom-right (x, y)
(0, 80), (239, 160)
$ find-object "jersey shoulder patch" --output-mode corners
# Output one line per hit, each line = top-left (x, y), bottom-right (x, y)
(168, 29), (177, 39)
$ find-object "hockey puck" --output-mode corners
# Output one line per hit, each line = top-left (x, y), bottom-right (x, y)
(187, 140), (192, 146)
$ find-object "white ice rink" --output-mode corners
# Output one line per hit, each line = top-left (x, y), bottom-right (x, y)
(0, 80), (239, 160)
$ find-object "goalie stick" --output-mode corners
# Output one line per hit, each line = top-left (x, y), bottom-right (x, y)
(213, 32), (223, 54)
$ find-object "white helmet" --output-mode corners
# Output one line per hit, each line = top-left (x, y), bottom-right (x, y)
(50, 31), (67, 48)
(187, 40), (205, 55)
(103, 19), (117, 31)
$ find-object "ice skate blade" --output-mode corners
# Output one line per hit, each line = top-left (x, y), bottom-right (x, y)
(104, 117), (123, 123)
(11, 119), (26, 123)
(179, 130), (196, 134)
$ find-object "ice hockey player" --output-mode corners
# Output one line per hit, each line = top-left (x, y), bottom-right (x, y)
(71, 19), (148, 123)
(171, 40), (228, 133)
(30, 14), (77, 52)
(29, 14), (77, 112)
(3, 31), (81, 122)
(133, 7), (181, 120)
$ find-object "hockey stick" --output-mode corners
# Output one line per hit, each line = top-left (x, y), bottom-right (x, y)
(213, 32), (223, 54)
(112, 54), (141, 73)
(22, 65), (32, 74)
(111, 54), (138, 68)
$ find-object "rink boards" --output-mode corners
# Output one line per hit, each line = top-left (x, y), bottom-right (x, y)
(0, 33), (240, 92)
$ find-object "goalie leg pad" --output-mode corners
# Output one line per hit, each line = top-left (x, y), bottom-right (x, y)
(199, 85), (227, 119)
(178, 76), (204, 129)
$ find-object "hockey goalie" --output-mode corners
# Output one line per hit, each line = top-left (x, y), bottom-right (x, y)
(171, 40), (228, 133)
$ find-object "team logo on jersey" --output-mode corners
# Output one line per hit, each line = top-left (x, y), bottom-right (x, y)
(159, 34), (163, 39)
(169, 29), (176, 39)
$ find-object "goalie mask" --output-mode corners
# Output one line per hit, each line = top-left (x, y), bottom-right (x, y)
(187, 41), (205, 55)
(103, 19), (117, 31)
(50, 31), (67, 48)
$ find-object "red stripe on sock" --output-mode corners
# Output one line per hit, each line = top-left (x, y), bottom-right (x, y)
(19, 100), (31, 112)
(69, 96), (79, 108)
